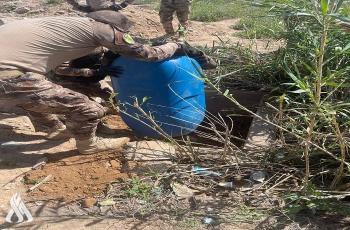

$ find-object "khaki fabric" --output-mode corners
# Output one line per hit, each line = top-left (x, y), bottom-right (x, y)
(0, 17), (179, 74)
(0, 17), (99, 74)
(92, 21), (180, 61)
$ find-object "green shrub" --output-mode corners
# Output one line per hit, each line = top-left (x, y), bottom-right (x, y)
(45, 0), (64, 5)
(191, 0), (244, 22)
(263, 0), (350, 188)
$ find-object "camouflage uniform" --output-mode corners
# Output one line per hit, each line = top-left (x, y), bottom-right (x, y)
(0, 15), (181, 148)
(159, 0), (192, 34)
(0, 71), (105, 139)
(51, 49), (117, 115)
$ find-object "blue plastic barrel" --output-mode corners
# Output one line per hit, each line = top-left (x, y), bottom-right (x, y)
(110, 55), (206, 138)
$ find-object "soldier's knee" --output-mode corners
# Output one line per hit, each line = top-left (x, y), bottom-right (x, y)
(22, 72), (46, 81)
(88, 101), (106, 120)
(159, 11), (173, 23)
(177, 13), (189, 23)
(70, 99), (106, 122)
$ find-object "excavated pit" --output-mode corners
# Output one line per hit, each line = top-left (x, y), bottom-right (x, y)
(182, 88), (266, 147)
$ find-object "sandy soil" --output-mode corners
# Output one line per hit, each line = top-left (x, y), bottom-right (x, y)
(24, 152), (130, 202)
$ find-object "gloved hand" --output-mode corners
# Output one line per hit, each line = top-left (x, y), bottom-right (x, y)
(110, 1), (129, 11)
(97, 65), (124, 78)
(176, 41), (200, 56)
(176, 42), (217, 70)
(111, 3), (124, 11)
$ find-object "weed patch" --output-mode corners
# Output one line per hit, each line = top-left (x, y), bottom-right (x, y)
(45, 0), (64, 5)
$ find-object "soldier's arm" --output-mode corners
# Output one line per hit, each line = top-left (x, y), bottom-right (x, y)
(120, 0), (135, 8)
(93, 22), (180, 61)
(111, 39), (180, 61)
(54, 65), (96, 77)
(111, 0), (135, 10)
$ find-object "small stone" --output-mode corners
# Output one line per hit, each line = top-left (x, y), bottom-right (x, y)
(30, 9), (45, 14)
(202, 217), (216, 225)
(250, 171), (266, 183)
(105, 162), (111, 168)
(82, 197), (96, 208)
(109, 160), (120, 169)
(55, 10), (65, 15)
(39, 186), (53, 193)
(15, 6), (30, 14)
(99, 199), (116, 206)
(91, 175), (99, 179)
(124, 141), (175, 161)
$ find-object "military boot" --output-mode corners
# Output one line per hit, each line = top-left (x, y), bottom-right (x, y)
(96, 121), (120, 135)
(76, 136), (130, 154)
(162, 21), (175, 35)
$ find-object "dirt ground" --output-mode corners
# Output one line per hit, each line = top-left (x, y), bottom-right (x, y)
(24, 152), (129, 202)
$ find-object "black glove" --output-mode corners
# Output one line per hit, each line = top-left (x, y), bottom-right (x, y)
(176, 42), (217, 70)
(110, 3), (124, 11)
(176, 41), (202, 56)
(97, 65), (124, 78)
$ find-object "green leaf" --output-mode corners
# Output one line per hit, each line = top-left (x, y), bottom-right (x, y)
(341, 42), (350, 52)
(289, 89), (308, 94)
(330, 14), (350, 22)
(321, 0), (329, 15)
(142, 96), (151, 104)
(282, 83), (297, 86)
(284, 65), (305, 88)
(324, 81), (350, 87)
(335, 0), (345, 12)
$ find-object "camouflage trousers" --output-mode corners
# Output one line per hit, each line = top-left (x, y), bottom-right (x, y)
(159, 0), (192, 34)
(0, 71), (106, 140)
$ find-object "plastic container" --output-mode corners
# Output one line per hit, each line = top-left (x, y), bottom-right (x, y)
(110, 55), (206, 138)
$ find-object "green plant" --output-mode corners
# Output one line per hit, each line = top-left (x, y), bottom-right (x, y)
(267, 0), (350, 188)
(45, 0), (64, 5)
(284, 184), (350, 216)
(23, 176), (44, 185)
(233, 205), (266, 222)
(124, 177), (153, 200)
(233, 16), (284, 39)
(191, 0), (245, 22)
(178, 218), (200, 229)
(133, 0), (159, 10)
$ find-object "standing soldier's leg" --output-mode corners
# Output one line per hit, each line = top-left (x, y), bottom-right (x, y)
(175, 0), (191, 30)
(159, 0), (176, 34)
(27, 111), (67, 138)
(0, 72), (129, 154)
